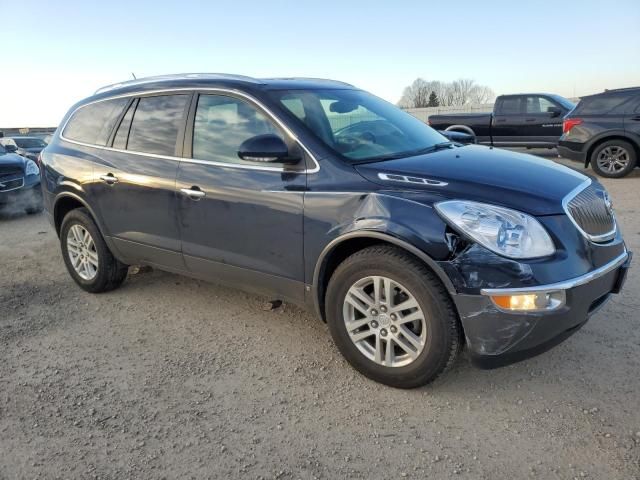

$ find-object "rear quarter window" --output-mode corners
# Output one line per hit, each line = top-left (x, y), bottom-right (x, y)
(576, 94), (635, 115)
(63, 98), (129, 145)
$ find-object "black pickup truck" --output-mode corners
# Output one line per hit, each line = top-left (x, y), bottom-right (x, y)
(428, 93), (575, 148)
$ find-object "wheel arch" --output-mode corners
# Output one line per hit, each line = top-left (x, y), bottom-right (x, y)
(53, 191), (102, 237)
(445, 125), (476, 137)
(585, 133), (639, 167)
(312, 231), (457, 322)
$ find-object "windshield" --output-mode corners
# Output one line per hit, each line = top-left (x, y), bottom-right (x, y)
(271, 89), (448, 163)
(14, 137), (46, 148)
(551, 95), (575, 111)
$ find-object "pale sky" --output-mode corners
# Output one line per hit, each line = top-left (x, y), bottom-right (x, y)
(1, 0), (639, 127)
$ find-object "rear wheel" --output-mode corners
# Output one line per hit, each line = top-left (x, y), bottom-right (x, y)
(60, 208), (128, 293)
(591, 140), (637, 178)
(325, 245), (462, 388)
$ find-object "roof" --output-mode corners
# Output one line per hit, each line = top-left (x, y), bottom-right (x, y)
(94, 73), (354, 95)
(580, 86), (640, 99)
(498, 93), (562, 98)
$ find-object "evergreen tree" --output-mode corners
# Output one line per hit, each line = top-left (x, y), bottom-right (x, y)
(427, 91), (440, 107)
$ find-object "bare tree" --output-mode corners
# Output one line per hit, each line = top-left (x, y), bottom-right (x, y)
(469, 85), (495, 104)
(398, 78), (431, 108)
(398, 78), (495, 107)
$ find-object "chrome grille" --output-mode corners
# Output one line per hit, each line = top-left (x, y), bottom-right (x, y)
(0, 176), (24, 192)
(564, 181), (616, 242)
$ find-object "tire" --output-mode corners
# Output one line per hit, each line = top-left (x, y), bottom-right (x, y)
(60, 207), (128, 293)
(325, 245), (462, 388)
(590, 140), (637, 178)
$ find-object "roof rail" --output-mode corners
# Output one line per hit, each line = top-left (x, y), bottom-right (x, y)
(94, 73), (262, 94)
(603, 86), (640, 93)
(261, 77), (354, 87)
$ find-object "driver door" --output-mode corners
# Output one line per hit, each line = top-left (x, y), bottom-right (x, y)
(176, 93), (308, 303)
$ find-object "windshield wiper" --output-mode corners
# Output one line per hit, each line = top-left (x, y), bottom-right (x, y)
(433, 141), (454, 150)
(351, 142), (455, 164)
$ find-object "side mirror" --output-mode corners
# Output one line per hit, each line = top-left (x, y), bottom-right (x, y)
(237, 134), (299, 164)
(547, 106), (562, 117)
(4, 144), (17, 153)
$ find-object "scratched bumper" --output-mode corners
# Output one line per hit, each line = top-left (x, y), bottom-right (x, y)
(452, 251), (631, 369)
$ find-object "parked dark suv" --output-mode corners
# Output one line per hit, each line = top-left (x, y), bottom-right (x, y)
(41, 74), (631, 388)
(558, 87), (640, 178)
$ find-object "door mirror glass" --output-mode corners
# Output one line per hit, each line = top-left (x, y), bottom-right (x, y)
(547, 106), (562, 117)
(4, 144), (17, 153)
(237, 134), (299, 164)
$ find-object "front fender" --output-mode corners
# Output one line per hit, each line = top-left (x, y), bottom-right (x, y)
(304, 191), (456, 318)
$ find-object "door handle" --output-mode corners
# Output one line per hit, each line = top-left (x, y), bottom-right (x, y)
(631, 115), (640, 121)
(180, 187), (206, 200)
(525, 118), (536, 122)
(99, 173), (118, 185)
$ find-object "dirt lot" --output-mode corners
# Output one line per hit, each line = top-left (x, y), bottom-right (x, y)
(1, 154), (639, 479)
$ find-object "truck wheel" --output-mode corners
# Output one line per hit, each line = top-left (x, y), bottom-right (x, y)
(325, 245), (462, 388)
(591, 140), (637, 178)
(60, 208), (128, 293)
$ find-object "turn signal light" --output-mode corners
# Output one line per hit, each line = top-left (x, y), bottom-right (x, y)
(490, 291), (566, 312)
(563, 118), (583, 134)
(491, 294), (539, 311)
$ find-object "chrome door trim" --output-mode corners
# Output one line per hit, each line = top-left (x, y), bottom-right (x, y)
(58, 87), (320, 174)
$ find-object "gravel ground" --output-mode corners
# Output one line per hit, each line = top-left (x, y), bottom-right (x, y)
(1, 154), (639, 479)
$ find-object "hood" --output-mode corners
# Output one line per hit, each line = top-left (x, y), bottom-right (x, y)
(355, 145), (588, 215)
(0, 152), (27, 171)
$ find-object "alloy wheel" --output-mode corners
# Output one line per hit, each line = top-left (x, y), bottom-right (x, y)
(342, 275), (427, 367)
(66, 224), (99, 281)
(596, 146), (630, 174)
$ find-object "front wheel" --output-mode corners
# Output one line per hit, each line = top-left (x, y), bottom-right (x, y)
(325, 245), (462, 388)
(60, 208), (128, 293)
(591, 140), (637, 178)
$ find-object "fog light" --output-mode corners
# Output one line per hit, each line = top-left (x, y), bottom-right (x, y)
(489, 291), (565, 312)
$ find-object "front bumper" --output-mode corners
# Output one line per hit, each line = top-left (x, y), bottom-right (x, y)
(452, 250), (631, 368)
(0, 176), (42, 209)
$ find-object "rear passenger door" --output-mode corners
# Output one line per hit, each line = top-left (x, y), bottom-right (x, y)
(176, 92), (307, 303)
(90, 93), (191, 269)
(491, 96), (525, 145)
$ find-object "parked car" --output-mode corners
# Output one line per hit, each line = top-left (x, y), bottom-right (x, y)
(428, 93), (575, 148)
(558, 87), (640, 178)
(0, 143), (42, 214)
(41, 74), (630, 388)
(0, 136), (48, 162)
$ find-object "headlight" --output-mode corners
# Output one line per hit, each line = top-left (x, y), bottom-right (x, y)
(435, 200), (555, 259)
(25, 159), (40, 176)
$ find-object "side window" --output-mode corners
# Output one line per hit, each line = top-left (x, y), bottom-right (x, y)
(112, 99), (136, 150)
(525, 96), (556, 114)
(63, 98), (129, 145)
(192, 94), (280, 165)
(498, 97), (521, 115)
(580, 94), (635, 114)
(127, 95), (188, 156)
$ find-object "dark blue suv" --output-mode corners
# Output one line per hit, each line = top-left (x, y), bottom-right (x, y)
(40, 74), (631, 388)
